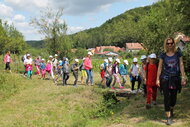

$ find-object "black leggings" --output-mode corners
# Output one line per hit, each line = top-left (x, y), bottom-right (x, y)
(163, 88), (177, 112)
(5, 62), (11, 70)
(63, 73), (69, 85)
(131, 76), (141, 90)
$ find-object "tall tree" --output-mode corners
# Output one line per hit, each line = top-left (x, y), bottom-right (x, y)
(30, 8), (71, 55)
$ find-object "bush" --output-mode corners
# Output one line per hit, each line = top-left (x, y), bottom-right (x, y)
(183, 43), (190, 77)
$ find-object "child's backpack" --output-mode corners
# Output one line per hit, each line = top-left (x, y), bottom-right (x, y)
(63, 63), (70, 73)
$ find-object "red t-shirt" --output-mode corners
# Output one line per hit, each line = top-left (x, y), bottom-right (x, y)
(145, 64), (157, 86)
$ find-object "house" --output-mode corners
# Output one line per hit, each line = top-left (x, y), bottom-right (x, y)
(94, 46), (124, 54)
(95, 51), (118, 56)
(175, 32), (190, 51)
(125, 43), (145, 52)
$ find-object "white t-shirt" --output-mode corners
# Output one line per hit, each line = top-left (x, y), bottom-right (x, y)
(53, 58), (58, 67)
(24, 58), (33, 65)
(131, 64), (139, 76)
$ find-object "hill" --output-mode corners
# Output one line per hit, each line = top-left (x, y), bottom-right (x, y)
(26, 40), (45, 48)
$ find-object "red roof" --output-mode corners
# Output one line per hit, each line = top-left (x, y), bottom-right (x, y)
(126, 43), (144, 50)
(94, 46), (124, 54)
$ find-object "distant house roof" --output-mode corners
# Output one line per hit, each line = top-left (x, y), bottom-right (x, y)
(125, 43), (145, 50)
(96, 51), (118, 56)
(94, 46), (124, 54)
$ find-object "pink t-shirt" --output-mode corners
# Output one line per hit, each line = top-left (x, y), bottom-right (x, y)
(84, 57), (92, 70)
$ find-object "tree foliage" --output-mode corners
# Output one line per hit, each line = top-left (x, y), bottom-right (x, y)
(30, 8), (72, 55)
(0, 20), (25, 55)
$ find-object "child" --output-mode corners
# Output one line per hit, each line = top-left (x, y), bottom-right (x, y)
(100, 59), (108, 86)
(62, 57), (70, 86)
(145, 53), (158, 109)
(119, 60), (129, 89)
(105, 57), (113, 88)
(79, 58), (87, 84)
(130, 58), (141, 92)
(46, 55), (55, 81)
(71, 59), (80, 87)
(140, 55), (147, 97)
(24, 54), (33, 79)
(4, 51), (12, 73)
(34, 56), (41, 76)
(112, 58), (122, 89)
(40, 59), (46, 79)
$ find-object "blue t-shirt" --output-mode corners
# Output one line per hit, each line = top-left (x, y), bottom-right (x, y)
(160, 51), (182, 79)
(40, 63), (46, 70)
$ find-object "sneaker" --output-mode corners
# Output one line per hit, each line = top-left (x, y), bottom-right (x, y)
(166, 117), (172, 125)
(146, 104), (151, 109)
(120, 86), (124, 89)
(111, 87), (116, 90)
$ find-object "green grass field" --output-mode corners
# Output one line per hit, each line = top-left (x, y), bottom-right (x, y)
(0, 57), (190, 127)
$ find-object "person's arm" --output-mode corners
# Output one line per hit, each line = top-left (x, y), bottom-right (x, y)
(179, 57), (186, 85)
(156, 59), (163, 87)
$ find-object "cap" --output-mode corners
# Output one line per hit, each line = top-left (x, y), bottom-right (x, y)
(66, 58), (68, 61)
(41, 58), (45, 61)
(133, 58), (138, 62)
(59, 60), (62, 63)
(149, 53), (157, 59)
(83, 58), (86, 60)
(140, 55), (147, 60)
(55, 54), (58, 57)
(49, 55), (53, 58)
(124, 60), (129, 65)
(104, 59), (108, 63)
(108, 57), (113, 62)
(88, 52), (93, 56)
(116, 58), (120, 63)
(75, 59), (79, 62)
(26, 54), (30, 57)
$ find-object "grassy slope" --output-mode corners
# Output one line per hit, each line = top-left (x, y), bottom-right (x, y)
(0, 72), (189, 127)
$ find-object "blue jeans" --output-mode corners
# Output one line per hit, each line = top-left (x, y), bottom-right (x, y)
(86, 69), (93, 85)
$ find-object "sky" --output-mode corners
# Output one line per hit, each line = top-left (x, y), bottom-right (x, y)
(0, 0), (157, 40)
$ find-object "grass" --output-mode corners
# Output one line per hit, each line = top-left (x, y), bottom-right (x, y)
(0, 56), (190, 127)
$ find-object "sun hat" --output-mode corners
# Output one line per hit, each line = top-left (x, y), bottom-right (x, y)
(104, 59), (108, 63)
(124, 60), (129, 65)
(116, 58), (121, 63)
(108, 57), (113, 62)
(133, 58), (138, 62)
(88, 52), (92, 56)
(75, 59), (79, 62)
(149, 53), (157, 59)
(140, 55), (147, 60)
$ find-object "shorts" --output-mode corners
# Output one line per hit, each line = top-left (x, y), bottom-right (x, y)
(81, 70), (87, 77)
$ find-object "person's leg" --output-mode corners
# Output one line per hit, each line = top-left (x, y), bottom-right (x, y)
(137, 76), (141, 90)
(62, 73), (66, 85)
(51, 70), (54, 79)
(65, 73), (69, 85)
(131, 77), (135, 91)
(162, 86), (172, 125)
(143, 84), (147, 97)
(89, 69), (93, 85)
(146, 85), (152, 109)
(115, 74), (121, 87)
(112, 74), (117, 87)
(170, 89), (178, 117)
(122, 75), (126, 87)
(86, 70), (90, 85)
(73, 72), (78, 86)
(152, 86), (158, 102)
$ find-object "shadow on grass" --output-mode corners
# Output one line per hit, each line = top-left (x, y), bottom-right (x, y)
(99, 86), (190, 125)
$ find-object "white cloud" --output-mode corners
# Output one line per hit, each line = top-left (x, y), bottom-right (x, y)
(0, 3), (13, 17)
(67, 26), (86, 34)
(13, 14), (25, 21)
(5, 0), (51, 12)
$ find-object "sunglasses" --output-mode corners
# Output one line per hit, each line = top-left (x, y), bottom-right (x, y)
(166, 42), (174, 45)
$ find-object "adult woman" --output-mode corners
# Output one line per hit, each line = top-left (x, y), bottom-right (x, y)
(84, 52), (93, 85)
(4, 51), (12, 73)
(156, 37), (186, 125)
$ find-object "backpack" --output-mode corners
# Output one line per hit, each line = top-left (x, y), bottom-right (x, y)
(21, 56), (25, 62)
(63, 63), (70, 73)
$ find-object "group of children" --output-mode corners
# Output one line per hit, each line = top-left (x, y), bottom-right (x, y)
(99, 53), (158, 109)
(5, 51), (158, 109)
